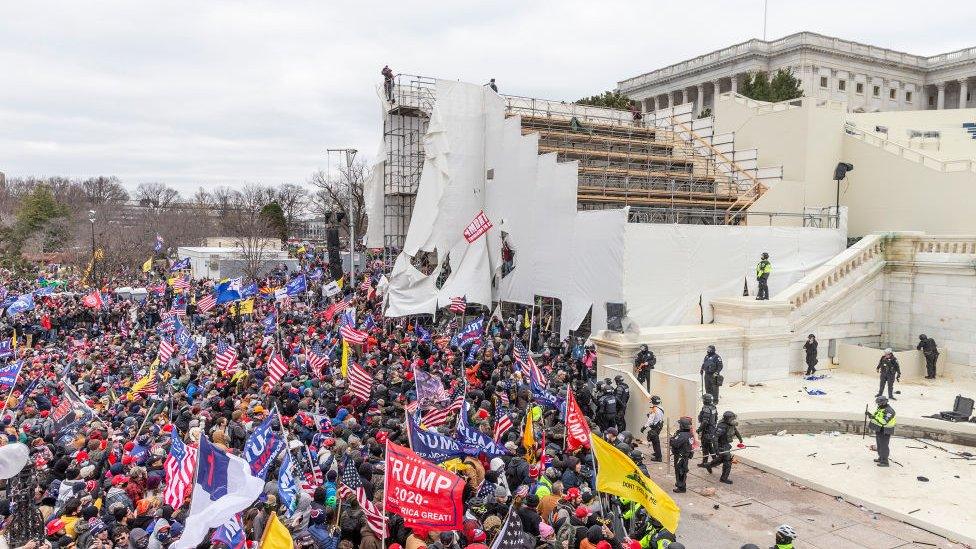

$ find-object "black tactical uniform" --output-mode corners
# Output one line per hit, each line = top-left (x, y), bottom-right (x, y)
(701, 346), (724, 404)
(634, 345), (656, 392)
(596, 383), (619, 431)
(696, 395), (718, 467)
(669, 418), (694, 493)
(803, 335), (818, 376)
(876, 351), (901, 399)
(706, 411), (744, 484)
(917, 335), (939, 379)
(613, 376), (630, 431)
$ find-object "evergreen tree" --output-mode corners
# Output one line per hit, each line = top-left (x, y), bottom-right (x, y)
(739, 69), (803, 102)
(575, 90), (635, 110)
(260, 201), (288, 242)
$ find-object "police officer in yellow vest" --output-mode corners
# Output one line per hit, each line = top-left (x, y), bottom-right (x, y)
(867, 395), (897, 466)
(756, 252), (772, 300)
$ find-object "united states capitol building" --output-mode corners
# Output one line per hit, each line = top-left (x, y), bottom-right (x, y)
(619, 32), (976, 115)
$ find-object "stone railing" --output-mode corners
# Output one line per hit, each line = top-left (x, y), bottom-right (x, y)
(844, 122), (976, 174)
(777, 234), (886, 310)
(719, 92), (846, 113)
(914, 236), (976, 255)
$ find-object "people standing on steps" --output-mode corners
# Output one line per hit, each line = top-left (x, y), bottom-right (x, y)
(876, 348), (901, 400)
(803, 334), (818, 376)
(697, 393), (718, 468)
(704, 411), (745, 484)
(634, 344), (656, 392)
(641, 395), (665, 462)
(756, 252), (772, 300)
(868, 395), (897, 466)
(613, 375), (631, 430)
(917, 334), (940, 379)
(669, 417), (694, 493)
(701, 345), (724, 404)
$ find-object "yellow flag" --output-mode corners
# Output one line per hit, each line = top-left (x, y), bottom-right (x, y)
(523, 309), (530, 329)
(127, 364), (157, 401)
(10, 331), (16, 350)
(260, 513), (293, 549)
(336, 277), (344, 289)
(522, 411), (535, 463)
(233, 299), (254, 316)
(142, 258), (152, 273)
(167, 276), (177, 287)
(341, 341), (350, 378)
(590, 434), (680, 533)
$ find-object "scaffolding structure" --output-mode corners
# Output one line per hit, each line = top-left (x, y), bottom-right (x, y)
(382, 75), (435, 264)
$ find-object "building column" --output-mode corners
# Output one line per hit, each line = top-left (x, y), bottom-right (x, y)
(713, 80), (722, 106)
(653, 96), (660, 111)
(730, 74), (738, 94)
(695, 83), (704, 114)
(681, 88), (689, 105)
(937, 82), (946, 109)
(960, 79), (969, 109)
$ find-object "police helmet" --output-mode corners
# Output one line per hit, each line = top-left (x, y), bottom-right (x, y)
(722, 411), (738, 425)
(707, 345), (716, 353)
(761, 252), (769, 260)
(629, 450), (644, 462)
(639, 344), (648, 352)
(604, 378), (612, 385)
(702, 393), (714, 405)
(919, 334), (927, 340)
(677, 417), (692, 430)
(650, 395), (662, 405)
(875, 395), (888, 406)
(619, 431), (634, 445)
(614, 375), (625, 384)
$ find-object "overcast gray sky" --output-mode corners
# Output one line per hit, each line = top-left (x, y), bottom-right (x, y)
(2, 1), (974, 194)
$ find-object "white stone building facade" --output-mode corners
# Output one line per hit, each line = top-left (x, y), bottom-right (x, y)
(618, 32), (976, 115)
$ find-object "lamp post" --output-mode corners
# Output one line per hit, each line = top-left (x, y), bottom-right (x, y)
(327, 148), (359, 288)
(88, 210), (97, 284)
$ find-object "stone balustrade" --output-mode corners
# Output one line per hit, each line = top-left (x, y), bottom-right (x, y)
(777, 234), (886, 310)
(913, 236), (976, 255)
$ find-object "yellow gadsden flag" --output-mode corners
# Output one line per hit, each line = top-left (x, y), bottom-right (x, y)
(341, 341), (350, 377)
(260, 512), (293, 549)
(590, 433), (680, 533)
(142, 258), (153, 273)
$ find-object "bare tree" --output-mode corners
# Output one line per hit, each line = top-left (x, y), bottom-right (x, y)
(275, 183), (310, 227)
(309, 160), (368, 240)
(82, 176), (129, 206)
(135, 182), (181, 211)
(232, 184), (277, 279)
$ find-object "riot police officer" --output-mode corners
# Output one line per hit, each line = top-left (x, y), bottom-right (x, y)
(756, 252), (772, 300)
(641, 395), (665, 461)
(876, 348), (901, 400)
(669, 417), (694, 493)
(700, 345), (724, 404)
(917, 334), (939, 379)
(613, 375), (631, 430)
(867, 395), (896, 466)
(596, 379), (619, 430)
(634, 344), (656, 392)
(697, 394), (718, 468)
(705, 411), (744, 484)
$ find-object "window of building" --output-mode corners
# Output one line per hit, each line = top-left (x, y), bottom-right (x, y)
(838, 80), (846, 91)
(820, 76), (828, 88)
(889, 88), (897, 100)
(906, 91), (913, 103)
(928, 95), (935, 106)
(855, 82), (864, 94)
(873, 86), (880, 97)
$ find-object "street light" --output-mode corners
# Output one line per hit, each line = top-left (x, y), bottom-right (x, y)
(326, 148), (359, 288)
(88, 210), (96, 284)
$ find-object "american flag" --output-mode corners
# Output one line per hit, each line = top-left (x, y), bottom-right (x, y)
(449, 296), (466, 314)
(215, 339), (239, 375)
(119, 319), (129, 339)
(421, 383), (465, 428)
(196, 293), (217, 314)
(262, 352), (288, 393)
(158, 339), (177, 363)
(339, 325), (368, 345)
(347, 362), (372, 402)
(173, 275), (191, 291)
(322, 298), (350, 321)
(513, 340), (546, 387)
(359, 278), (372, 293)
(169, 296), (187, 317)
(294, 447), (323, 496)
(308, 343), (328, 378)
(338, 456), (385, 536)
(498, 382), (510, 407)
(493, 407), (513, 442)
(163, 435), (197, 509)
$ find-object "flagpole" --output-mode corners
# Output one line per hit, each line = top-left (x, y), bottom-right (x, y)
(382, 440), (390, 549)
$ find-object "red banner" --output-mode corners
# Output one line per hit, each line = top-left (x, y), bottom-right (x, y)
(82, 291), (103, 309)
(462, 210), (493, 243)
(565, 388), (591, 451)
(384, 441), (465, 530)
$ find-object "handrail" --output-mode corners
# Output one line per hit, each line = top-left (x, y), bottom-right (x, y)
(776, 234), (886, 309)
(844, 122), (976, 173)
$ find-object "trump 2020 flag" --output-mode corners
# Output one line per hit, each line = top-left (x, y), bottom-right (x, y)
(286, 274), (307, 296)
(243, 414), (283, 479)
(0, 360), (23, 388)
(384, 441), (465, 531)
(278, 452), (299, 517)
(173, 435), (264, 549)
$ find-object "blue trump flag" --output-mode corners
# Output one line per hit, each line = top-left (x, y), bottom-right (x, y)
(262, 313), (277, 335)
(406, 413), (466, 463)
(169, 257), (191, 272)
(286, 274), (307, 296)
(530, 375), (565, 413)
(240, 283), (258, 298)
(455, 401), (510, 457)
(414, 324), (431, 343)
(216, 277), (243, 304)
(0, 361), (23, 388)
(211, 515), (246, 549)
(451, 316), (484, 348)
(243, 414), (283, 479)
(277, 452), (299, 517)
(5, 294), (34, 317)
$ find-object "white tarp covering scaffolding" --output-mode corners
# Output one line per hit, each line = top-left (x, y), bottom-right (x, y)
(382, 79), (847, 334)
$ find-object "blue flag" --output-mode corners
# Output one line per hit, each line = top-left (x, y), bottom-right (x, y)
(263, 313), (277, 336)
(5, 294), (34, 317)
(243, 415), (283, 479)
(286, 275), (307, 296)
(240, 283), (258, 298)
(216, 277), (243, 304)
(406, 413), (466, 463)
(211, 514), (246, 549)
(0, 360), (23, 388)
(277, 453), (299, 517)
(455, 402), (510, 457)
(309, 268), (324, 281)
(530, 375), (565, 413)
(450, 316), (484, 348)
(415, 324), (431, 343)
(15, 377), (38, 410)
(169, 257), (191, 272)
(0, 340), (12, 359)
(174, 316), (198, 358)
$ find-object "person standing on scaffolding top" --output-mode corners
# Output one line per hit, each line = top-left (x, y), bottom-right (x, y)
(382, 65), (395, 102)
(756, 252), (772, 300)
(488, 78), (498, 92)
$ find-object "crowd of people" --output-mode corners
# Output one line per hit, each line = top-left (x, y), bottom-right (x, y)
(0, 252), (799, 549)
